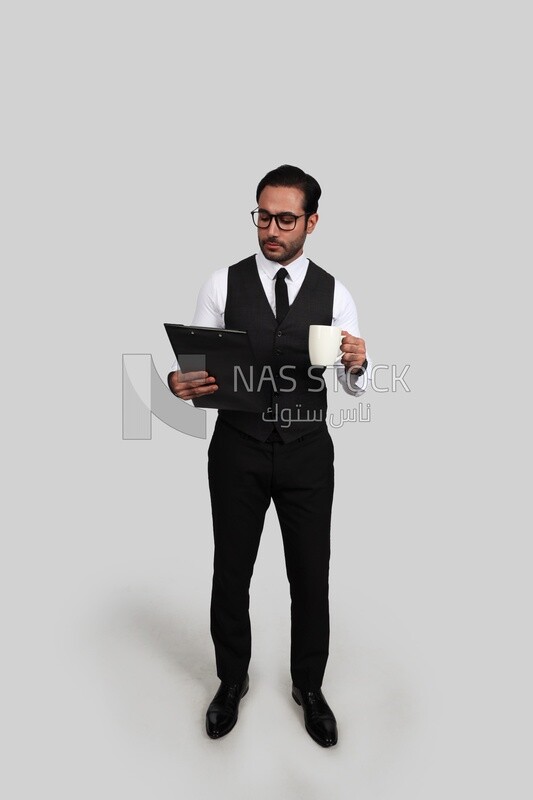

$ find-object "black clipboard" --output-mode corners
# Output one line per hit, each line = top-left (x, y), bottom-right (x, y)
(164, 323), (264, 411)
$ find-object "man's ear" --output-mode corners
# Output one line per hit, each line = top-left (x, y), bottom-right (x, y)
(306, 213), (319, 234)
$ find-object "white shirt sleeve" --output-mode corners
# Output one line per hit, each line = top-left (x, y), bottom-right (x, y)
(332, 279), (371, 397)
(168, 268), (228, 373)
(191, 268), (228, 328)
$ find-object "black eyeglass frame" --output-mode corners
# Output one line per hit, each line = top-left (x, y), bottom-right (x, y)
(250, 207), (309, 231)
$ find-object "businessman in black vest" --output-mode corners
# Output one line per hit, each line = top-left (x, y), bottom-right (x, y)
(169, 165), (369, 747)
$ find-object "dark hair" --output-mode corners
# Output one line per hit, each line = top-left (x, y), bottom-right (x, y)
(256, 165), (322, 215)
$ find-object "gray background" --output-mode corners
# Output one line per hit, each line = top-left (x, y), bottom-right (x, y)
(2, 1), (530, 798)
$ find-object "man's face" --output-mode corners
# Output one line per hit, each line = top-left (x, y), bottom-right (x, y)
(256, 185), (318, 266)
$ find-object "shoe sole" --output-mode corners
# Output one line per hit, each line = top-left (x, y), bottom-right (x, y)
(292, 690), (338, 748)
(206, 684), (249, 739)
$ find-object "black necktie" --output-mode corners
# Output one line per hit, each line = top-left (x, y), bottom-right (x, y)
(275, 267), (289, 323)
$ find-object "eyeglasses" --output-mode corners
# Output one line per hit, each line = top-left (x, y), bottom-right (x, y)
(250, 208), (307, 231)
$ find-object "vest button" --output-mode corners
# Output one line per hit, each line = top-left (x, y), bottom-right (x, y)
(277, 331), (282, 337)
(274, 348), (282, 355)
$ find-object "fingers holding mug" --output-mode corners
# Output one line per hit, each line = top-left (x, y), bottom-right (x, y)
(340, 331), (366, 369)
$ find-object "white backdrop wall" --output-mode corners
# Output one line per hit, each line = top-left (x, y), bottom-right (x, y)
(2, 2), (530, 799)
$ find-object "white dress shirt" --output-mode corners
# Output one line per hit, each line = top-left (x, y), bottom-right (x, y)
(173, 251), (370, 396)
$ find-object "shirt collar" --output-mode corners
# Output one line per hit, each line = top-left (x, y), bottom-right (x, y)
(255, 250), (309, 282)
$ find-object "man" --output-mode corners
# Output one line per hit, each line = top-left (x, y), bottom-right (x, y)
(169, 165), (369, 747)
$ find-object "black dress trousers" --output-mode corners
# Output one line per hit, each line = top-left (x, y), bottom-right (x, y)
(207, 417), (335, 691)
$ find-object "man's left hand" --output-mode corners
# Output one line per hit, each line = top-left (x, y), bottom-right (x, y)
(340, 330), (367, 372)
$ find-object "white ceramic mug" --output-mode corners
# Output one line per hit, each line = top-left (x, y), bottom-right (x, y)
(308, 325), (344, 366)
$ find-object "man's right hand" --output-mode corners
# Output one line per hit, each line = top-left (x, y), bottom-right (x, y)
(168, 370), (218, 401)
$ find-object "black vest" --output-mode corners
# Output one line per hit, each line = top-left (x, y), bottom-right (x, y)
(219, 255), (335, 443)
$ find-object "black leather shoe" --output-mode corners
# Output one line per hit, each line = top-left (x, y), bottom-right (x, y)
(292, 685), (338, 747)
(205, 674), (249, 739)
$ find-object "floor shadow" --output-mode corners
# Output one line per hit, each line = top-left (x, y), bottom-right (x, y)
(104, 592), (215, 691)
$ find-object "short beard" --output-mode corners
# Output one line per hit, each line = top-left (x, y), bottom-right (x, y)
(258, 232), (307, 264)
